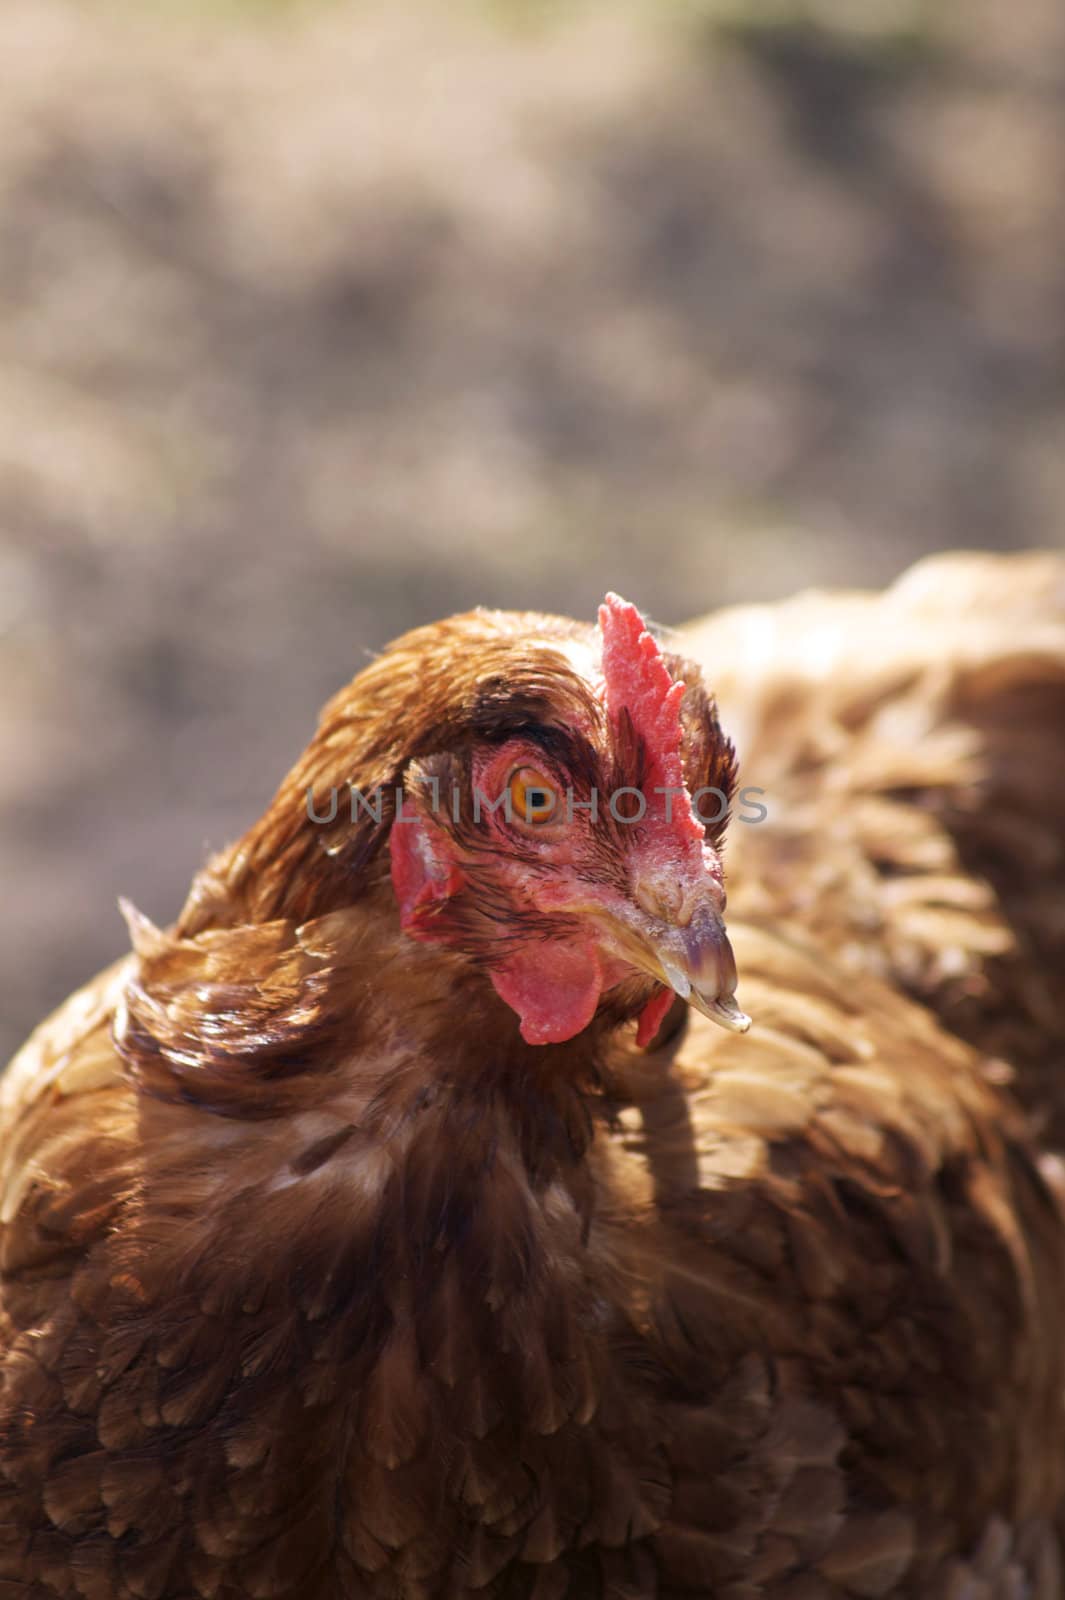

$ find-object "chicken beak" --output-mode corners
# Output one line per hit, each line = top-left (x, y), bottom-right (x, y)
(656, 919), (751, 1033)
(603, 897), (751, 1035)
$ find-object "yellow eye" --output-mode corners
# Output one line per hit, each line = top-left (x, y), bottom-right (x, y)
(508, 766), (559, 825)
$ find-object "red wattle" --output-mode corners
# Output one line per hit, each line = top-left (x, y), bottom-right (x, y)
(490, 937), (604, 1045)
(636, 984), (675, 1047)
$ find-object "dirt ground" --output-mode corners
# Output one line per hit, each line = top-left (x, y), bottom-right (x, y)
(1, 0), (1063, 1061)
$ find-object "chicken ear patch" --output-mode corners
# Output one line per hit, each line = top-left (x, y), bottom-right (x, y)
(390, 814), (463, 936)
(490, 937), (603, 1045)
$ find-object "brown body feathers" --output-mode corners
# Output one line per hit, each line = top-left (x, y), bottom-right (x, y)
(3, 554), (1065, 1599)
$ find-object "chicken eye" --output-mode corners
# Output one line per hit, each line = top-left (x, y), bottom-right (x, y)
(508, 767), (559, 825)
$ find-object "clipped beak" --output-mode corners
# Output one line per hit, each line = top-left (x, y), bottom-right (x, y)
(601, 895), (751, 1035)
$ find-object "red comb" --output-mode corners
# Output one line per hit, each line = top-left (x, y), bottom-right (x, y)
(598, 593), (702, 845)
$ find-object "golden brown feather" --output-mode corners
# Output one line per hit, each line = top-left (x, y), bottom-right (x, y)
(2, 556), (1065, 1599)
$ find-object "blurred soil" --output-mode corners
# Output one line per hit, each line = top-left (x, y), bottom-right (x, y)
(1, 0), (1063, 1058)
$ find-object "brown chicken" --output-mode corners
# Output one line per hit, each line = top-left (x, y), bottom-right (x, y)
(2, 554), (1065, 1600)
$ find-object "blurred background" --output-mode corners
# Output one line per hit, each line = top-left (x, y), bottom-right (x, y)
(1, 0), (1063, 1061)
